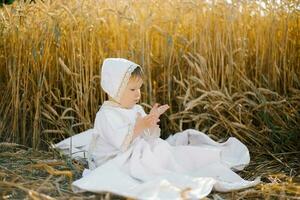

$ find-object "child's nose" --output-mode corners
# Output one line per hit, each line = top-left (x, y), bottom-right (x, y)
(136, 89), (141, 98)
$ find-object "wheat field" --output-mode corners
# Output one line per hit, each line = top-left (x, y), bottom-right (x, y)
(0, 0), (299, 199)
(1, 0), (299, 150)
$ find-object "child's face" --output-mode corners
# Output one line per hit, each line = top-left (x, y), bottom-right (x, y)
(119, 76), (143, 109)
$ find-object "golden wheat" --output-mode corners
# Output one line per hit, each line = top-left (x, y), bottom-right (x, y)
(0, 0), (299, 158)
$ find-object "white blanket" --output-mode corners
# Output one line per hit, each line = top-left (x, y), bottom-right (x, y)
(55, 128), (260, 199)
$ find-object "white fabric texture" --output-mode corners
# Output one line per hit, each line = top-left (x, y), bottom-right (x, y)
(100, 58), (140, 102)
(55, 102), (260, 199)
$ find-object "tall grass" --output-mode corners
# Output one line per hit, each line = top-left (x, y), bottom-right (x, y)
(0, 0), (299, 154)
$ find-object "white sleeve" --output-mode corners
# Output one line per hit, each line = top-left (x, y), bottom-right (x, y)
(94, 111), (135, 152)
(135, 104), (147, 117)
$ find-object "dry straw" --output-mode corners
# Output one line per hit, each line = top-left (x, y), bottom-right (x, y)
(0, 143), (299, 199)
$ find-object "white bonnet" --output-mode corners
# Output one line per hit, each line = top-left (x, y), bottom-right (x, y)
(100, 58), (141, 102)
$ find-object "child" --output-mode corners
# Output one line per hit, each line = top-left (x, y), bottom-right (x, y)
(55, 58), (259, 199)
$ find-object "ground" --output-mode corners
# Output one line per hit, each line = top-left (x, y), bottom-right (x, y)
(0, 143), (299, 200)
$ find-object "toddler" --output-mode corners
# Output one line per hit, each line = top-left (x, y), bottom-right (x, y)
(55, 58), (260, 199)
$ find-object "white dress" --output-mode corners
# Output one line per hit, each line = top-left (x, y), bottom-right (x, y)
(55, 101), (260, 199)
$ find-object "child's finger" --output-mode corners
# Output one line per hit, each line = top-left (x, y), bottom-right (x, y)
(151, 103), (159, 110)
(153, 103), (159, 108)
(150, 103), (159, 114)
(158, 104), (169, 115)
(146, 115), (159, 126)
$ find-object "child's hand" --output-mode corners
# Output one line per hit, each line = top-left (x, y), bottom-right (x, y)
(150, 103), (169, 116)
(133, 113), (159, 137)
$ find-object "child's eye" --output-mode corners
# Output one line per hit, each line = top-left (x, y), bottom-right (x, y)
(130, 89), (135, 91)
